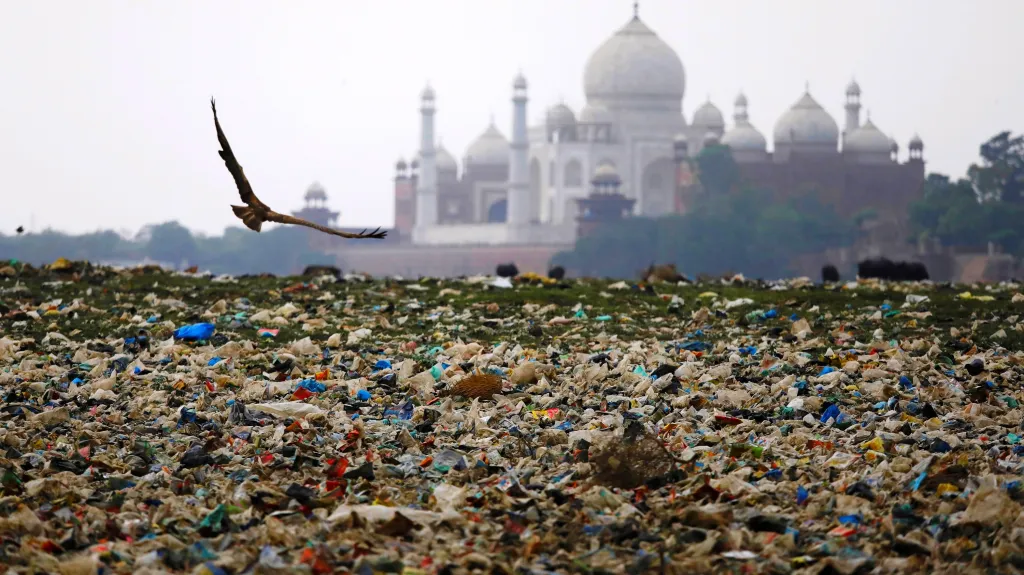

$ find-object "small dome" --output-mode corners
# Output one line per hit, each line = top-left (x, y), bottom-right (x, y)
(889, 137), (899, 153)
(583, 14), (685, 104)
(735, 92), (748, 107)
(722, 123), (767, 152)
(703, 131), (720, 145)
(396, 157), (408, 170)
(464, 122), (510, 166)
(909, 133), (924, 150)
(592, 162), (621, 186)
(846, 79), (861, 97)
(773, 91), (839, 147)
(673, 132), (688, 145)
(844, 118), (891, 154)
(513, 72), (527, 90)
(435, 144), (458, 172)
(546, 103), (576, 128)
(421, 84), (435, 101)
(304, 182), (327, 201)
(693, 101), (725, 130)
(580, 104), (613, 124)
(410, 158), (420, 170)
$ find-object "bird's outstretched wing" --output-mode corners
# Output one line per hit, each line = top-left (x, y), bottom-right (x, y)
(265, 211), (388, 239)
(211, 97), (384, 240)
(210, 97), (268, 211)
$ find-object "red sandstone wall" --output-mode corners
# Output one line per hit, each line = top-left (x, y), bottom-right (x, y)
(735, 156), (925, 218)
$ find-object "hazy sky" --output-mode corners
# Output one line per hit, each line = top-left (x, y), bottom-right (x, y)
(1, 0), (1021, 236)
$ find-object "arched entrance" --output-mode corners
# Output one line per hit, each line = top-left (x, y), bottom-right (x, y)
(487, 198), (507, 223)
(641, 157), (675, 216)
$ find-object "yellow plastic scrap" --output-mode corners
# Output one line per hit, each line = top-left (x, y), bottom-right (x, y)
(698, 291), (718, 299)
(900, 413), (922, 424)
(860, 437), (885, 452)
(958, 291), (995, 301)
(936, 483), (960, 495)
(50, 257), (73, 271)
(863, 450), (886, 463)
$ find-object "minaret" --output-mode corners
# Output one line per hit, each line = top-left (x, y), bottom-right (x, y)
(734, 92), (749, 124)
(844, 79), (861, 136)
(507, 72), (530, 225)
(415, 84), (438, 228)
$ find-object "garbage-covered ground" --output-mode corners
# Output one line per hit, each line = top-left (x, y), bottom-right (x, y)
(2, 259), (1024, 574)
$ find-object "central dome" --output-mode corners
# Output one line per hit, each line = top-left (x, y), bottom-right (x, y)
(583, 14), (685, 105)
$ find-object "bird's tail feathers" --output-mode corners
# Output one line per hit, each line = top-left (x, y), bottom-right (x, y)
(231, 205), (263, 232)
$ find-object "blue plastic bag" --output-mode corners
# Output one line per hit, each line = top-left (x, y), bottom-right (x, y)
(174, 323), (215, 341)
(820, 404), (841, 423)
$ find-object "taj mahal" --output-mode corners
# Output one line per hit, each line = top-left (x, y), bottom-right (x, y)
(325, 3), (927, 277)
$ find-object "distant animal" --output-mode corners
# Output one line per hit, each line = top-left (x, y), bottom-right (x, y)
(15, 226), (23, 235)
(547, 265), (566, 280)
(858, 257), (929, 282)
(642, 263), (686, 283)
(496, 263), (519, 278)
(210, 98), (386, 240)
(906, 261), (930, 281)
(301, 264), (342, 278)
(858, 257), (894, 280)
(821, 264), (840, 283)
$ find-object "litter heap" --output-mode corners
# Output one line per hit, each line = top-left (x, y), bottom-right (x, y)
(2, 259), (1024, 574)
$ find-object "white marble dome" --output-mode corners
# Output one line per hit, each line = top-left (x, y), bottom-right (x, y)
(304, 182), (327, 201)
(583, 15), (684, 104)
(773, 91), (839, 148)
(844, 118), (890, 154)
(464, 122), (510, 166)
(546, 103), (576, 128)
(722, 123), (767, 152)
(693, 101), (725, 130)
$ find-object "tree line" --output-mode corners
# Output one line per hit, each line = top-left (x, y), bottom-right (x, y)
(0, 222), (333, 276)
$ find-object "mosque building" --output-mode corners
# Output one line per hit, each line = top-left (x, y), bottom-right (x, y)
(342, 4), (926, 276)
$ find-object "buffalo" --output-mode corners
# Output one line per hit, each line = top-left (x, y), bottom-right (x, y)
(821, 264), (840, 283)
(857, 257), (929, 281)
(496, 263), (519, 278)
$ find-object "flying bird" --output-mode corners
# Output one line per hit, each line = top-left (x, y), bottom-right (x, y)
(210, 98), (386, 240)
